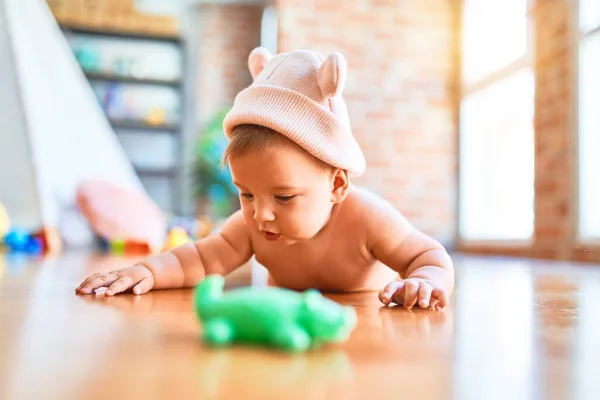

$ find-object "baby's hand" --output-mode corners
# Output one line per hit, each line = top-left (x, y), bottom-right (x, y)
(378, 278), (449, 311)
(75, 265), (155, 296)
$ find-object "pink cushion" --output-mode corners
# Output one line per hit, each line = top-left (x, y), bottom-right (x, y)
(76, 180), (166, 251)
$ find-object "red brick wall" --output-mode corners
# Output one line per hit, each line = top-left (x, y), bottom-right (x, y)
(276, 0), (459, 245)
(458, 0), (600, 263)
(196, 4), (263, 124)
(533, 0), (575, 260)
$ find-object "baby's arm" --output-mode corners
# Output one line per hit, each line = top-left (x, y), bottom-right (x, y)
(366, 198), (454, 310)
(76, 210), (253, 296)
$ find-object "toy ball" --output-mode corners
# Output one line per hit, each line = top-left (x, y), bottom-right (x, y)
(0, 202), (9, 237)
(194, 275), (357, 352)
(3, 228), (31, 252)
(24, 237), (43, 255)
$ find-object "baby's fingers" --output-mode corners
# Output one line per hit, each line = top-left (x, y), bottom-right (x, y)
(431, 288), (449, 310)
(379, 281), (405, 306)
(402, 280), (420, 309)
(76, 273), (119, 294)
(105, 276), (135, 296)
(132, 278), (153, 295)
(418, 283), (433, 308)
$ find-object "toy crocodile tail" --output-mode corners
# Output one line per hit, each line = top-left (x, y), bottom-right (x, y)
(194, 274), (225, 315)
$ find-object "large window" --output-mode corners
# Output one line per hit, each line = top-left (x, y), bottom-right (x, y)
(459, 0), (535, 241)
(578, 0), (600, 240)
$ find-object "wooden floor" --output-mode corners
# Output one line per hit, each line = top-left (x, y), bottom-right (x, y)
(1, 251), (600, 400)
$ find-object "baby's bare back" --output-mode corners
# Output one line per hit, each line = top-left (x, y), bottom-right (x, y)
(251, 186), (401, 292)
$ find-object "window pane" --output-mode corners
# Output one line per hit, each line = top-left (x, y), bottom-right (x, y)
(459, 69), (535, 240)
(578, 33), (600, 239)
(462, 0), (528, 84)
(579, 0), (600, 33)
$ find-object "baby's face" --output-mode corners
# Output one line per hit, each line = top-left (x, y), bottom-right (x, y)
(229, 140), (336, 245)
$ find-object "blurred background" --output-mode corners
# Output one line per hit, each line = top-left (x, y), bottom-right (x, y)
(0, 0), (598, 263)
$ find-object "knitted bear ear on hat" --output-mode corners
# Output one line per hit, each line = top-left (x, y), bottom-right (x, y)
(317, 52), (347, 99)
(248, 47), (272, 79)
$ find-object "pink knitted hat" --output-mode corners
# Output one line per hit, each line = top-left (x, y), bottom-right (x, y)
(222, 47), (366, 176)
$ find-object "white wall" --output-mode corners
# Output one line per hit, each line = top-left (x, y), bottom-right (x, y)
(0, 0), (43, 229)
(0, 0), (146, 240)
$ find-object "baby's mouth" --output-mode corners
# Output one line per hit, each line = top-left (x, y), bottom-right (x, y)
(262, 230), (281, 241)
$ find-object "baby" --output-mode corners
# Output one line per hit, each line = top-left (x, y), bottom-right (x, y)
(76, 47), (454, 310)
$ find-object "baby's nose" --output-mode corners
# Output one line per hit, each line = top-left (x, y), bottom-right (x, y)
(253, 204), (275, 223)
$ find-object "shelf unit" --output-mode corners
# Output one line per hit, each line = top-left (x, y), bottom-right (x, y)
(84, 71), (182, 87)
(108, 119), (180, 132)
(60, 23), (186, 215)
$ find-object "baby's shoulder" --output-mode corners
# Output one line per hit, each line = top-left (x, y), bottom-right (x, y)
(340, 185), (413, 241)
(342, 185), (402, 220)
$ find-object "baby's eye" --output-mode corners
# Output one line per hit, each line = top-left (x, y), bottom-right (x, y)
(275, 195), (295, 203)
(241, 193), (254, 200)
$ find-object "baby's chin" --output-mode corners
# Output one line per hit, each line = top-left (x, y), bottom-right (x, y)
(274, 234), (301, 245)
(279, 231), (322, 245)
(280, 237), (299, 245)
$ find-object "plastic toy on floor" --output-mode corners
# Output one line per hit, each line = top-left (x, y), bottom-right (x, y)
(161, 226), (191, 252)
(194, 275), (357, 352)
(2, 227), (62, 255)
(0, 203), (62, 255)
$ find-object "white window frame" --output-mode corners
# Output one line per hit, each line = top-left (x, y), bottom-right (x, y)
(574, 1), (600, 244)
(457, 0), (536, 246)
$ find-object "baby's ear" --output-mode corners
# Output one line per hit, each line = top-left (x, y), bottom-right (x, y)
(317, 52), (347, 99)
(248, 47), (272, 79)
(331, 168), (350, 203)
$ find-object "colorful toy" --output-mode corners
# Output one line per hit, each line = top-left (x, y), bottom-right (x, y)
(31, 227), (63, 255)
(145, 108), (166, 126)
(122, 240), (153, 255)
(167, 216), (196, 236)
(2, 228), (43, 255)
(97, 237), (153, 256)
(194, 275), (357, 352)
(0, 204), (62, 255)
(162, 227), (191, 251)
(3, 228), (31, 252)
(74, 45), (100, 72)
(110, 238), (125, 255)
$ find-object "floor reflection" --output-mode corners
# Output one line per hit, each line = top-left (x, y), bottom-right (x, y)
(573, 278), (600, 400)
(192, 348), (353, 398)
(377, 305), (451, 340)
(453, 261), (535, 400)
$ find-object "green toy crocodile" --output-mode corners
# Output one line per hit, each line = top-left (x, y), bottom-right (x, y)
(193, 274), (357, 352)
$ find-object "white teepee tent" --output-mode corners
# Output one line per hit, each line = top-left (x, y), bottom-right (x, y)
(0, 0), (146, 246)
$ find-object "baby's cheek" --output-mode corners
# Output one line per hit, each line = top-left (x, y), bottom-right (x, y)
(282, 208), (304, 230)
(294, 206), (328, 235)
(240, 206), (256, 227)
(278, 208), (307, 236)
